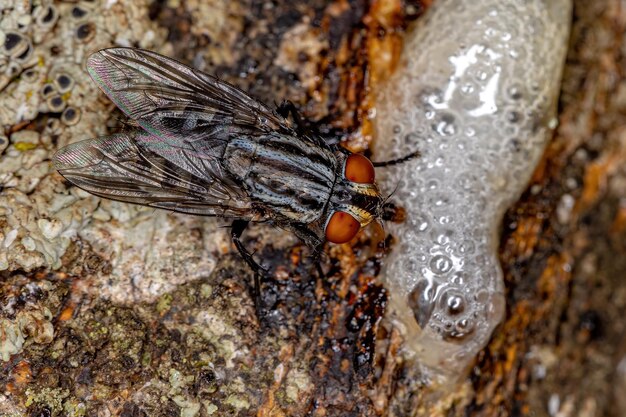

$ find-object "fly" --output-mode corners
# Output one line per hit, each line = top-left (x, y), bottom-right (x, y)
(53, 47), (418, 295)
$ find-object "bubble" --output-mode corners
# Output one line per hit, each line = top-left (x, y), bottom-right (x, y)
(430, 254), (453, 274)
(414, 216), (429, 232)
(440, 290), (466, 315)
(506, 84), (524, 100)
(507, 138), (522, 152)
(404, 132), (420, 144)
(455, 318), (475, 335)
(433, 113), (457, 136)
(457, 240), (475, 255)
(475, 69), (490, 81)
(450, 272), (467, 286)
(438, 215), (453, 225)
(461, 83), (475, 95)
(418, 87), (444, 107)
(505, 110), (522, 124)
(426, 179), (439, 190)
(408, 279), (438, 328)
(393, 125), (402, 134)
(402, 258), (420, 273)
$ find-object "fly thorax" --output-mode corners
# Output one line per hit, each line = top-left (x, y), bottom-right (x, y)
(223, 134), (336, 224)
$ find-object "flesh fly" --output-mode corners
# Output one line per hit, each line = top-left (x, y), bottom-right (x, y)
(53, 48), (417, 278)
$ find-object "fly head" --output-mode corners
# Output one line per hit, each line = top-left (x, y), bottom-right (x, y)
(323, 153), (384, 244)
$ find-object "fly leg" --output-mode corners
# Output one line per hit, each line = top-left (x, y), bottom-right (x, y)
(276, 100), (306, 132)
(291, 224), (326, 279)
(276, 100), (347, 150)
(231, 220), (265, 313)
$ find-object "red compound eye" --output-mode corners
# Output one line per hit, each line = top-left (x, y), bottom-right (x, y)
(325, 211), (360, 244)
(344, 154), (375, 184)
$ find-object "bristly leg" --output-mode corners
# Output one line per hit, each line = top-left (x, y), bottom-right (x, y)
(276, 100), (308, 134)
(277, 100), (363, 155)
(231, 220), (264, 313)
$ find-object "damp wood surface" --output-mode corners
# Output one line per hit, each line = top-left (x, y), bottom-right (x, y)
(0, 1), (625, 417)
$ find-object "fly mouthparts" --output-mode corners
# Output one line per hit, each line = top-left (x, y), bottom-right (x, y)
(381, 202), (406, 223)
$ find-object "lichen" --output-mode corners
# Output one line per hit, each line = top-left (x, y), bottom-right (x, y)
(0, 0), (230, 305)
(373, 0), (572, 380)
(0, 305), (54, 361)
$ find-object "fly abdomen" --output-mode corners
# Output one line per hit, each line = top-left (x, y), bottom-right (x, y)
(222, 133), (336, 223)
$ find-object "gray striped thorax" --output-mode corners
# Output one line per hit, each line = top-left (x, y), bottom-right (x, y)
(222, 132), (337, 224)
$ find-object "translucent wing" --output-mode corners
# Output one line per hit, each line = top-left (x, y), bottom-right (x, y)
(54, 131), (259, 219)
(86, 47), (293, 144)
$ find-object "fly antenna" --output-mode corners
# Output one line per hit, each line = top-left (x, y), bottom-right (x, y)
(372, 149), (421, 168)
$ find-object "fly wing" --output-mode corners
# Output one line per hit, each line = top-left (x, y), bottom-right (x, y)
(53, 131), (258, 219)
(86, 47), (293, 144)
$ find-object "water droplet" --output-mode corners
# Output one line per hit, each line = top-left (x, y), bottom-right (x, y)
(461, 83), (475, 95)
(434, 230), (453, 245)
(430, 254), (452, 274)
(457, 240), (475, 255)
(451, 272), (466, 285)
(475, 70), (489, 81)
(457, 175), (474, 190)
(433, 113), (457, 136)
(506, 84), (523, 100)
(454, 318), (475, 337)
(413, 215), (429, 232)
(438, 215), (453, 225)
(404, 132), (420, 144)
(402, 258), (420, 273)
(426, 179), (439, 190)
(507, 138), (521, 152)
(393, 125), (402, 134)
(506, 110), (521, 124)
(440, 290), (465, 315)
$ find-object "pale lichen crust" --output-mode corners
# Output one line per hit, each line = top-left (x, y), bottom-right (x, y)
(0, 1), (231, 303)
(373, 0), (572, 380)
